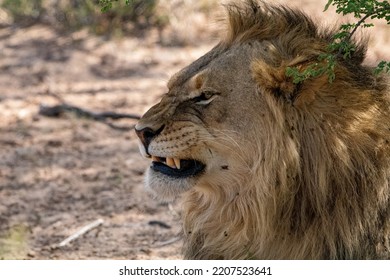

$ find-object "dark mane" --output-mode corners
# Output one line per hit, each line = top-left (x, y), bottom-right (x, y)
(223, 0), (367, 67)
(224, 0), (318, 43)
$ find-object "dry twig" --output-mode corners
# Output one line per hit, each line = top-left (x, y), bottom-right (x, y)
(154, 236), (182, 247)
(57, 218), (104, 248)
(39, 103), (140, 131)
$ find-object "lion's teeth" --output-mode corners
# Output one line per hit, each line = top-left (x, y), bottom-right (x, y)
(166, 157), (176, 169)
(152, 156), (180, 169)
(174, 158), (181, 169)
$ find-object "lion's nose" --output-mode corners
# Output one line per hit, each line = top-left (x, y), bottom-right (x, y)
(135, 125), (164, 154)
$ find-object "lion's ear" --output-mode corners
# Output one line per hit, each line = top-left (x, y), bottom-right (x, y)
(252, 59), (326, 106)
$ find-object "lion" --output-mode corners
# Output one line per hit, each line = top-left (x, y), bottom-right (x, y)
(135, 0), (390, 259)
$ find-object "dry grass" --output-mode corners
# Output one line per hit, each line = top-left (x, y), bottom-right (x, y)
(0, 225), (29, 259)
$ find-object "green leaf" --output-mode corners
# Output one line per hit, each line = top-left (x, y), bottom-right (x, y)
(324, 0), (334, 11)
(374, 61), (390, 75)
(362, 23), (374, 28)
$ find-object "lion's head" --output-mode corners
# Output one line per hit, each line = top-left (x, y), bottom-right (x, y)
(135, 0), (390, 259)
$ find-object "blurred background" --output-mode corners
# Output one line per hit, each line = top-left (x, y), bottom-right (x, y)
(0, 0), (389, 259)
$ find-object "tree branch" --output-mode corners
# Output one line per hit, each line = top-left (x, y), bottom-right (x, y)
(39, 103), (140, 131)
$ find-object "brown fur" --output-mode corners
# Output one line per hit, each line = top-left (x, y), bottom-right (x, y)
(136, 0), (390, 259)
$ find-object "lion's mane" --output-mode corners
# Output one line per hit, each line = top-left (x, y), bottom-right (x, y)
(180, 0), (390, 259)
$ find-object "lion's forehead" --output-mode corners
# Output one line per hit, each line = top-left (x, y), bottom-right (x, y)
(167, 43), (256, 92)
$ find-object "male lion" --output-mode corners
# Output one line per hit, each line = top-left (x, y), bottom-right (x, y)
(135, 0), (390, 259)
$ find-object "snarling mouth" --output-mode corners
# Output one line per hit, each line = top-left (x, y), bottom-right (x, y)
(151, 156), (205, 178)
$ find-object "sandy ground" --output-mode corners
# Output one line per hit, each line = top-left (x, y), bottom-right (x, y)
(0, 0), (389, 260)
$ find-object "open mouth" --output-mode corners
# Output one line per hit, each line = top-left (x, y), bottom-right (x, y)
(150, 156), (205, 178)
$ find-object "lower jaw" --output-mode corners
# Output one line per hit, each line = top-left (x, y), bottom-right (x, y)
(145, 169), (197, 201)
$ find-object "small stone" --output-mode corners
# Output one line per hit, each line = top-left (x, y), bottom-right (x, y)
(27, 251), (36, 258)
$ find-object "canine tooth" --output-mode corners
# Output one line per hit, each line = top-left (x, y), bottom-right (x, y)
(166, 157), (176, 169)
(174, 158), (181, 169)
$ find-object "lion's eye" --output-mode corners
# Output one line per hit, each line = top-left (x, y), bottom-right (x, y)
(193, 91), (216, 105)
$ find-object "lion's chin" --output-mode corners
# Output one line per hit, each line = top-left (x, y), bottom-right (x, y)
(145, 167), (203, 202)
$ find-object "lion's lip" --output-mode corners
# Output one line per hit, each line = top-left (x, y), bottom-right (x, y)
(150, 156), (205, 178)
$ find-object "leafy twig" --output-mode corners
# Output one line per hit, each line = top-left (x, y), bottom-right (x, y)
(99, 0), (131, 12)
(287, 0), (390, 83)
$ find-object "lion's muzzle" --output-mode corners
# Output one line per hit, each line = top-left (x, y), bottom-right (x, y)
(135, 123), (206, 179)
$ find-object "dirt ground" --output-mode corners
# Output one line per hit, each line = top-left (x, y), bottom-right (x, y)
(0, 0), (389, 260)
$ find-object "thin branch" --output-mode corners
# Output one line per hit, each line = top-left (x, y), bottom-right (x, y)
(337, 7), (389, 57)
(148, 220), (171, 229)
(346, 13), (372, 40)
(154, 236), (182, 247)
(39, 103), (140, 131)
(57, 219), (104, 248)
